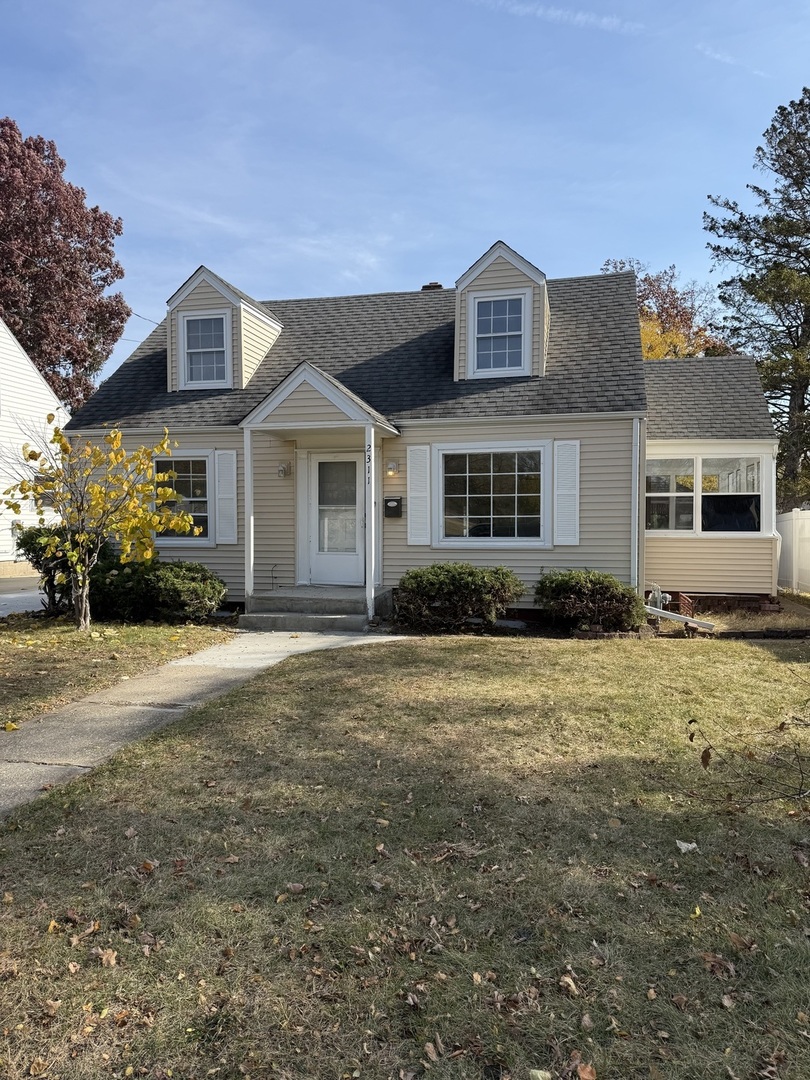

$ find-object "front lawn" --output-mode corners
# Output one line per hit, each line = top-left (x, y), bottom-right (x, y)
(0, 616), (229, 728)
(1, 637), (809, 1079)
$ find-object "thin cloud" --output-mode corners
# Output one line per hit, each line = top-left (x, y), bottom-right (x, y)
(472, 0), (644, 36)
(695, 42), (769, 78)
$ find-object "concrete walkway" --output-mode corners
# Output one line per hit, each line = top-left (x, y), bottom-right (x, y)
(0, 629), (403, 817)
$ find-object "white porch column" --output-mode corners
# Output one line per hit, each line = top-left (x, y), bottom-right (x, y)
(243, 427), (254, 609)
(365, 424), (376, 620)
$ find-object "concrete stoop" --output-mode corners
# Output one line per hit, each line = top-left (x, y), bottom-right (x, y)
(239, 612), (368, 632)
(239, 586), (380, 633)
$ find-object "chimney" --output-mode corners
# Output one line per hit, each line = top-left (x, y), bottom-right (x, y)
(421, 281), (443, 291)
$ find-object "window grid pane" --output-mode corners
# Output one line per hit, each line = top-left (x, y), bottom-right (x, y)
(443, 451), (541, 539)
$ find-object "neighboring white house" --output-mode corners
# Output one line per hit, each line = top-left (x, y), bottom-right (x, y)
(0, 316), (66, 573)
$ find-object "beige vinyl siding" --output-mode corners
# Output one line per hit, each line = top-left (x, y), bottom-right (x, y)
(169, 282), (240, 391)
(456, 256), (546, 380)
(381, 417), (636, 598)
(240, 306), (280, 387)
(151, 430), (246, 598)
(267, 383), (351, 424)
(0, 319), (65, 559)
(644, 536), (778, 595)
(252, 435), (297, 591)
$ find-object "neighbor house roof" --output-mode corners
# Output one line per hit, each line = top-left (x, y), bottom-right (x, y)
(644, 357), (775, 440)
(68, 271), (646, 430)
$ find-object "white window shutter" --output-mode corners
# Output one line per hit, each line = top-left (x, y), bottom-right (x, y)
(407, 445), (431, 545)
(554, 440), (580, 545)
(215, 450), (238, 544)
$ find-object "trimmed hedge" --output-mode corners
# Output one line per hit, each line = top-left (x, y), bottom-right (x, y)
(534, 568), (646, 632)
(395, 562), (525, 633)
(90, 559), (226, 623)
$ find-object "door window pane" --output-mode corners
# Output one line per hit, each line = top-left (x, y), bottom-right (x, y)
(318, 461), (356, 552)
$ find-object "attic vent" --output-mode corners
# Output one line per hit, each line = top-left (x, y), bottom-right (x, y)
(421, 281), (443, 291)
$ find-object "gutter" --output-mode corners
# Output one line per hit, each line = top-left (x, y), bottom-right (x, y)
(630, 417), (641, 588)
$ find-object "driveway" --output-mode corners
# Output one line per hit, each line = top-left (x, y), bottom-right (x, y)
(0, 575), (44, 617)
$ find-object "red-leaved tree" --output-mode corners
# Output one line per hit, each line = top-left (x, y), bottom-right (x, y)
(0, 118), (130, 408)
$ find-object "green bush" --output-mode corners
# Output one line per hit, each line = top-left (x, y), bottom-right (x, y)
(395, 562), (525, 633)
(534, 568), (646, 632)
(90, 559), (226, 623)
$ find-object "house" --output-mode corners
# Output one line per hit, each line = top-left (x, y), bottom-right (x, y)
(0, 316), (66, 574)
(66, 242), (778, 623)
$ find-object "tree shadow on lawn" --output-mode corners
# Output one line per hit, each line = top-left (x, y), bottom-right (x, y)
(2, 640), (810, 1080)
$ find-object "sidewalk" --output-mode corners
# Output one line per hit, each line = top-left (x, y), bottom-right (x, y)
(0, 629), (403, 817)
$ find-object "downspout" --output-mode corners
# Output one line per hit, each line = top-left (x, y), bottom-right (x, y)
(365, 424), (376, 621)
(243, 428), (254, 610)
(630, 417), (641, 590)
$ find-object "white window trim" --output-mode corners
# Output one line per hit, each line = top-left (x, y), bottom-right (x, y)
(156, 450), (216, 547)
(466, 287), (533, 379)
(431, 439), (552, 548)
(644, 454), (769, 538)
(178, 309), (233, 390)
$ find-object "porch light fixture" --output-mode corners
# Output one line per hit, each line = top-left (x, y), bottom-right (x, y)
(386, 460), (399, 477)
(277, 461), (292, 478)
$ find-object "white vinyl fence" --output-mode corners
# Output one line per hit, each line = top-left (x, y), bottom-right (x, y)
(776, 509), (810, 592)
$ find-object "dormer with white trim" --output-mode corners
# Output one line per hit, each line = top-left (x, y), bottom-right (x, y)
(454, 241), (549, 381)
(166, 267), (282, 392)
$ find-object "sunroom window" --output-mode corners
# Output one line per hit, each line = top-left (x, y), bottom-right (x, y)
(701, 456), (761, 532)
(442, 450), (542, 539)
(645, 456), (761, 533)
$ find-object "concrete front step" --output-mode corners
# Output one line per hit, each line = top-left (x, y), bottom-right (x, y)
(239, 612), (368, 632)
(248, 589), (367, 615)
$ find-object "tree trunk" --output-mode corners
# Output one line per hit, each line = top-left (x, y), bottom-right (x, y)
(71, 570), (91, 630)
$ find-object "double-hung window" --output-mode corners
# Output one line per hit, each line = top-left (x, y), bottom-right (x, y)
(646, 456), (762, 533)
(467, 288), (532, 378)
(179, 311), (232, 389)
(157, 457), (210, 538)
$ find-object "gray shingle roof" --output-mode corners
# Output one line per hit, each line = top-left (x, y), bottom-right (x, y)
(644, 357), (775, 440)
(69, 272), (646, 430)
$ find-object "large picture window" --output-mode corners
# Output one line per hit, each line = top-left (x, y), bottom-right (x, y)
(157, 458), (209, 538)
(442, 450), (542, 539)
(646, 456), (761, 533)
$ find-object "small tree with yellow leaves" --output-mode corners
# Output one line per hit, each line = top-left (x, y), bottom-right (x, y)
(1, 418), (197, 630)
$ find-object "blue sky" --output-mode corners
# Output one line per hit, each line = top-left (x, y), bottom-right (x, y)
(2, 0), (808, 381)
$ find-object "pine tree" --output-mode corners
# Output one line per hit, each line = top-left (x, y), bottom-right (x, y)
(705, 88), (810, 509)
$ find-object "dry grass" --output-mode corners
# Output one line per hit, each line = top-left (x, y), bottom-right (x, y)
(0, 614), (229, 727)
(2, 637), (810, 1079)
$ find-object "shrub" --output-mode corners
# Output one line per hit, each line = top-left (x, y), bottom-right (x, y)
(534, 568), (646, 632)
(90, 559), (226, 623)
(395, 562), (525, 633)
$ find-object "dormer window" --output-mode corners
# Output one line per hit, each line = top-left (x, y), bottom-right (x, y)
(179, 310), (233, 389)
(467, 287), (532, 379)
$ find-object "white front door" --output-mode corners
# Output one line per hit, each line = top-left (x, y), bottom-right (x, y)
(308, 453), (364, 584)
